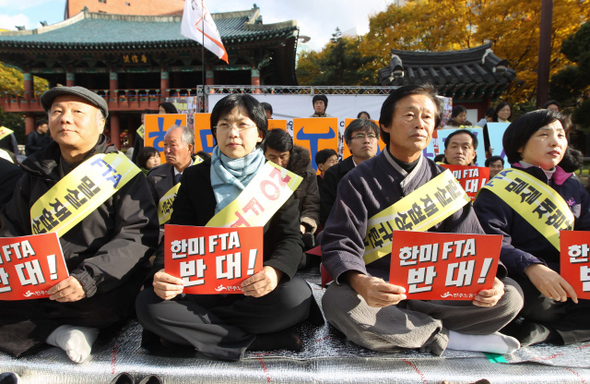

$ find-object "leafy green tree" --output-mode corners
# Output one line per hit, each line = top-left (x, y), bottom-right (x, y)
(297, 28), (376, 86)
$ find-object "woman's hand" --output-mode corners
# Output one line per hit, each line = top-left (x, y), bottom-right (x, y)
(48, 276), (86, 302)
(525, 264), (578, 303)
(347, 271), (406, 308)
(153, 269), (184, 300)
(473, 277), (504, 307)
(242, 266), (282, 298)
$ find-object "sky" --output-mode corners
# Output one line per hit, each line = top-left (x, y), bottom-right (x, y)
(0, 0), (392, 51)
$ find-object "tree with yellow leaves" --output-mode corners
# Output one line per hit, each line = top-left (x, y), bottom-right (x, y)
(299, 0), (589, 106)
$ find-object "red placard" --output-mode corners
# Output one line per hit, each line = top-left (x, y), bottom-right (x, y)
(560, 230), (590, 300)
(164, 225), (263, 294)
(389, 231), (501, 300)
(439, 164), (490, 201)
(0, 233), (69, 300)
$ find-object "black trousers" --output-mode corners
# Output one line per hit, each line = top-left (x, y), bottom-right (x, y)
(0, 270), (145, 357)
(136, 277), (313, 361)
(513, 274), (590, 345)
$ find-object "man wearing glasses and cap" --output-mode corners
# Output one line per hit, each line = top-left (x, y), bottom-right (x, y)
(0, 86), (158, 365)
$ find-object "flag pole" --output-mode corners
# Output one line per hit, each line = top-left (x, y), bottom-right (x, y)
(201, 0), (205, 112)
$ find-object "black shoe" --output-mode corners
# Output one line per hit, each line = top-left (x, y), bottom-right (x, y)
(138, 375), (163, 384)
(0, 372), (20, 384)
(110, 372), (134, 384)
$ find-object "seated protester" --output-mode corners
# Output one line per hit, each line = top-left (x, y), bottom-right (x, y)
(136, 94), (315, 361)
(483, 102), (513, 157)
(310, 95), (329, 117)
(260, 102), (273, 120)
(485, 155), (504, 178)
(147, 126), (195, 229)
(196, 150), (211, 162)
(132, 109), (151, 164)
(322, 84), (523, 356)
(445, 105), (472, 127)
(25, 119), (50, 156)
(475, 107), (495, 129)
(315, 148), (338, 192)
(137, 146), (161, 175)
(474, 109), (590, 347)
(357, 111), (371, 120)
(443, 129), (478, 166)
(0, 157), (23, 209)
(263, 129), (320, 239)
(320, 118), (379, 226)
(0, 86), (158, 364)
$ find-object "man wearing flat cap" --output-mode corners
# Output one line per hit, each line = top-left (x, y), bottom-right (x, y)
(0, 86), (159, 363)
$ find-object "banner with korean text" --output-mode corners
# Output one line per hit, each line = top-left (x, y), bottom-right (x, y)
(389, 231), (501, 300)
(440, 164), (490, 201)
(560, 231), (590, 300)
(145, 114), (188, 163)
(165, 225), (263, 294)
(193, 113), (214, 155)
(293, 118), (339, 172)
(0, 233), (68, 300)
(268, 119), (287, 131)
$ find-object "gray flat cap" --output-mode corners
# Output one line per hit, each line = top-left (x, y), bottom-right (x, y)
(41, 86), (109, 118)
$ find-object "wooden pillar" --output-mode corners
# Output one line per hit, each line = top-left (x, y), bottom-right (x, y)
(206, 69), (214, 86)
(109, 70), (118, 104)
(160, 68), (169, 99)
(25, 114), (35, 135)
(536, 0), (553, 108)
(66, 70), (75, 87)
(24, 70), (33, 102)
(251, 68), (260, 94)
(109, 112), (120, 149)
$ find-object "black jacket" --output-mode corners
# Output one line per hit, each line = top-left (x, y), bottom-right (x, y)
(154, 158), (303, 280)
(319, 156), (355, 225)
(0, 135), (159, 297)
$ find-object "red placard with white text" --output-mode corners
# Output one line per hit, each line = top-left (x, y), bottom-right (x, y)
(560, 231), (590, 300)
(164, 225), (263, 294)
(0, 233), (69, 300)
(389, 231), (501, 300)
(439, 164), (490, 201)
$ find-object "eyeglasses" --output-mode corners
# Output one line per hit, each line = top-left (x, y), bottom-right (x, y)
(214, 122), (257, 132)
(352, 133), (377, 141)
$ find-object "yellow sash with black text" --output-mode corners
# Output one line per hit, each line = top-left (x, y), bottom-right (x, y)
(479, 168), (574, 250)
(206, 162), (302, 228)
(157, 156), (205, 225)
(0, 126), (13, 141)
(136, 124), (145, 140)
(31, 152), (141, 237)
(363, 169), (470, 264)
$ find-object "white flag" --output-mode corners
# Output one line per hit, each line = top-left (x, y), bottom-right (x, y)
(181, 0), (229, 63)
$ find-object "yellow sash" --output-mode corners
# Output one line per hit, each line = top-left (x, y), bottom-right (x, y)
(0, 126), (13, 141)
(157, 157), (205, 225)
(31, 152), (141, 237)
(136, 124), (145, 140)
(206, 162), (302, 227)
(479, 168), (574, 250)
(0, 149), (13, 163)
(158, 183), (181, 225)
(363, 170), (470, 264)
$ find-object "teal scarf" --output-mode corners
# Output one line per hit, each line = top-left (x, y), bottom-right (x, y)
(210, 146), (266, 213)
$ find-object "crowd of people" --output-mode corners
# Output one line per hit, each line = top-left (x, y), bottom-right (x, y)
(0, 83), (588, 384)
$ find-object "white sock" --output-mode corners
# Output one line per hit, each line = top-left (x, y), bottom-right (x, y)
(447, 330), (520, 354)
(46, 325), (99, 363)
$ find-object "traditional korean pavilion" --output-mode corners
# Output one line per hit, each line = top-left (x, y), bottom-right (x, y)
(0, 5), (299, 146)
(378, 43), (517, 117)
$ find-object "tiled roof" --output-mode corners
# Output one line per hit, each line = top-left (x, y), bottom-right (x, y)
(0, 7), (298, 49)
(378, 44), (516, 100)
